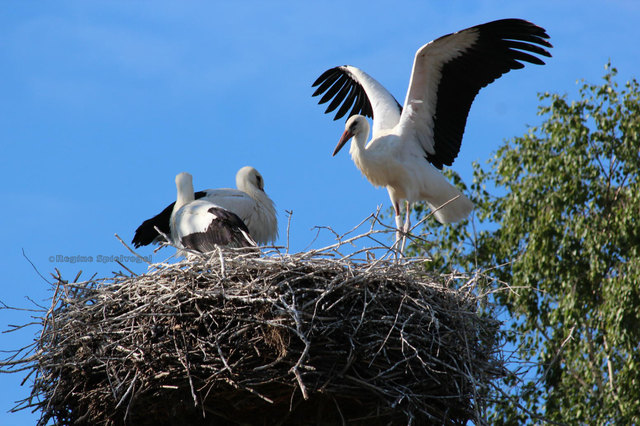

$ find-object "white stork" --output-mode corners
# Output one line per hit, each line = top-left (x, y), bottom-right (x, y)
(312, 19), (552, 245)
(170, 172), (256, 253)
(133, 166), (277, 248)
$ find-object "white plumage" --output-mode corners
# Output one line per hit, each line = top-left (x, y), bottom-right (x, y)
(198, 166), (278, 245)
(170, 172), (256, 253)
(132, 166), (277, 248)
(312, 19), (551, 243)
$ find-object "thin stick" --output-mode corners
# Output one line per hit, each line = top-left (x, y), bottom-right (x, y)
(115, 233), (152, 265)
(285, 209), (293, 254)
(22, 248), (51, 285)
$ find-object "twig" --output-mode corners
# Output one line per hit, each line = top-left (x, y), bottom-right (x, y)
(285, 209), (293, 254)
(115, 233), (152, 265)
(22, 248), (51, 285)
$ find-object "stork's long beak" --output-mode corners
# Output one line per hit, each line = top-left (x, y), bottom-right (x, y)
(333, 130), (353, 156)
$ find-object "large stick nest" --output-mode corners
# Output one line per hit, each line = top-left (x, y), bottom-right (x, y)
(13, 242), (505, 425)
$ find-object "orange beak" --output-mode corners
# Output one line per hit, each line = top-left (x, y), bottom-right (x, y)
(333, 129), (353, 156)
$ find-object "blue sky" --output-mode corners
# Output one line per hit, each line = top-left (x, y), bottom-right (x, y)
(1, 1), (639, 424)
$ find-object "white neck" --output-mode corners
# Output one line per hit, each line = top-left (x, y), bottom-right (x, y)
(170, 173), (195, 245)
(237, 177), (278, 243)
(174, 173), (195, 212)
(349, 119), (371, 158)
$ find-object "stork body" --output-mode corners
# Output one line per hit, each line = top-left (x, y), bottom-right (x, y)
(312, 19), (552, 245)
(170, 172), (256, 254)
(341, 115), (473, 224)
(133, 166), (277, 248)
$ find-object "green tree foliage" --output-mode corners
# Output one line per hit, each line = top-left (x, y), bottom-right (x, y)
(408, 64), (640, 424)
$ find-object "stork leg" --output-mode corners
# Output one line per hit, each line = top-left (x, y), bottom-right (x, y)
(393, 202), (403, 245)
(394, 213), (403, 245)
(400, 201), (411, 253)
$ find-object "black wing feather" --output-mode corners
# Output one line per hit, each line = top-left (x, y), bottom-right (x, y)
(312, 66), (382, 121)
(335, 85), (358, 120)
(325, 79), (354, 114)
(312, 68), (342, 97)
(317, 74), (348, 105)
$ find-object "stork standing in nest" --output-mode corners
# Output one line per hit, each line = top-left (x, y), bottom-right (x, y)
(312, 19), (552, 250)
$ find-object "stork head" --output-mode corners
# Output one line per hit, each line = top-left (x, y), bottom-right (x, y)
(333, 115), (368, 156)
(237, 166), (265, 192)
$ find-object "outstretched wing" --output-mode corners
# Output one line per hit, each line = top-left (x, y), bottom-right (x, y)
(312, 65), (403, 136)
(397, 18), (552, 169)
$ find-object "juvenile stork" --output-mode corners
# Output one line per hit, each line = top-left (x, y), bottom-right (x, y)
(133, 166), (277, 248)
(170, 172), (256, 253)
(312, 19), (552, 245)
